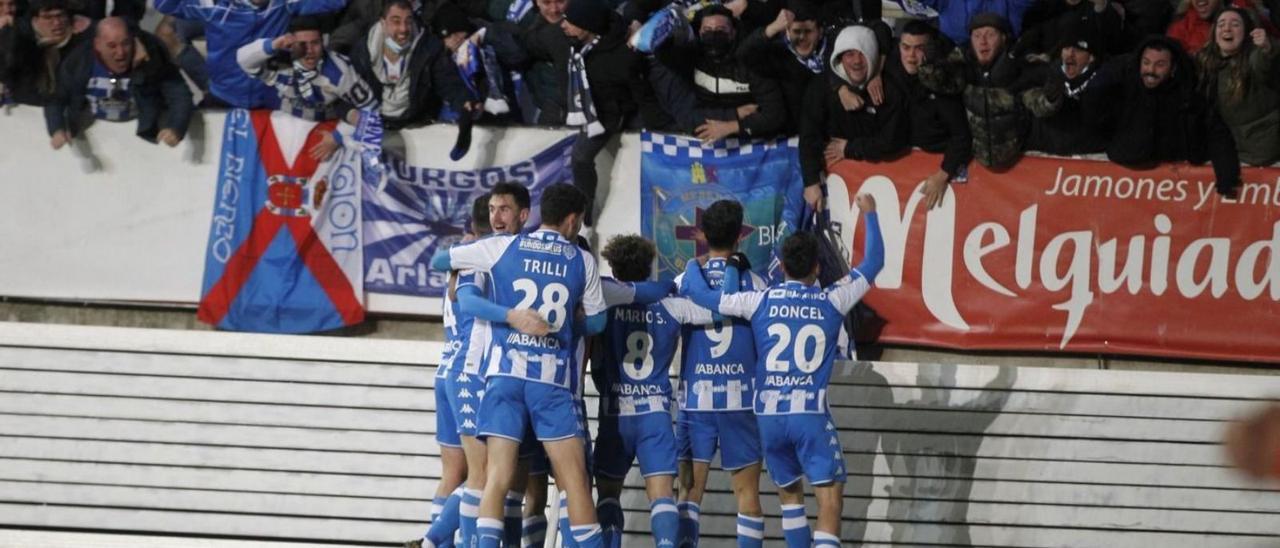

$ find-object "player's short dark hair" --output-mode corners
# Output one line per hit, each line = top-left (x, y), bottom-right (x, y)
(470, 193), (491, 236)
(602, 235), (655, 282)
(701, 200), (744, 251)
(382, 0), (415, 16)
(490, 182), (531, 211)
(780, 232), (819, 279)
(539, 183), (587, 226)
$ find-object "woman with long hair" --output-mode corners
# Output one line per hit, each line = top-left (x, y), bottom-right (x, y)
(1197, 7), (1280, 166)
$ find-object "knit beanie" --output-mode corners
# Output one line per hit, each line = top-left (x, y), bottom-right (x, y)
(967, 12), (1012, 36)
(830, 25), (879, 85)
(434, 3), (476, 37)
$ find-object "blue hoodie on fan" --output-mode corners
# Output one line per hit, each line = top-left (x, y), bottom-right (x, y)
(154, 0), (346, 108)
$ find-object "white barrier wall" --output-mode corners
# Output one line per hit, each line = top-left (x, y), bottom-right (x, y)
(0, 107), (642, 316)
(1, 322), (1278, 546)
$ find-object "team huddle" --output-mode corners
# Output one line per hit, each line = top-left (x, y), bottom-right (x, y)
(417, 181), (884, 548)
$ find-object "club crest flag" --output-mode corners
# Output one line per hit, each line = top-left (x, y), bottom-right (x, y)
(363, 135), (576, 297)
(198, 109), (375, 333)
(640, 131), (805, 283)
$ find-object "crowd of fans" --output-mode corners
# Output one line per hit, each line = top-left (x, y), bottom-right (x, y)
(3, 0), (1277, 211)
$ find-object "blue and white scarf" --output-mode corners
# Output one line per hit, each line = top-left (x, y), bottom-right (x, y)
(566, 37), (604, 137)
(784, 33), (827, 74)
(506, 0), (533, 22)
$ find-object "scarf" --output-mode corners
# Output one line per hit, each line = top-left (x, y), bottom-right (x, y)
(1062, 64), (1098, 100)
(506, 0), (533, 22)
(454, 39), (513, 115)
(566, 37), (604, 137)
(292, 59), (322, 104)
(784, 33), (827, 74)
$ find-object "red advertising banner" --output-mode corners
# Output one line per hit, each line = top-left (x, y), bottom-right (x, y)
(827, 153), (1280, 363)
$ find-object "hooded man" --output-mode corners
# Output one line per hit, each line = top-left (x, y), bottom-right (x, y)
(648, 4), (786, 144)
(919, 12), (1039, 169)
(44, 16), (192, 149)
(1022, 26), (1109, 155)
(350, 0), (470, 130)
(799, 25), (909, 191)
(1086, 35), (1241, 195)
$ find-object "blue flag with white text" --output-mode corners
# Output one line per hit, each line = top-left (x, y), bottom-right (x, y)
(362, 135), (576, 297)
(640, 131), (805, 284)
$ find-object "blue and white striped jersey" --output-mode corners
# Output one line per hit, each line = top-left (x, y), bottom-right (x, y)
(600, 296), (714, 416)
(449, 230), (606, 389)
(674, 258), (767, 412)
(718, 275), (870, 415)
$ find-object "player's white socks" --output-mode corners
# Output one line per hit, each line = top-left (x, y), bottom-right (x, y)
(814, 531), (842, 547)
(780, 504), (811, 548)
(735, 513), (765, 548)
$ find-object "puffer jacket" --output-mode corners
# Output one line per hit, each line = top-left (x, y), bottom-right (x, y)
(920, 43), (1038, 169)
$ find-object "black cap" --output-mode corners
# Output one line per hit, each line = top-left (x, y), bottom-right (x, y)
(967, 12), (1012, 36)
(434, 2), (476, 37)
(564, 0), (611, 35)
(1057, 25), (1102, 57)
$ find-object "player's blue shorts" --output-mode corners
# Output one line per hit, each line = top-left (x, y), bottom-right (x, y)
(757, 413), (847, 488)
(435, 372), (462, 448)
(478, 376), (580, 442)
(520, 398), (592, 476)
(447, 369), (486, 438)
(676, 409), (762, 471)
(596, 412), (678, 479)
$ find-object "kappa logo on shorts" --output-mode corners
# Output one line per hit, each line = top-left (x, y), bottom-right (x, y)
(462, 419), (476, 429)
(461, 404), (475, 414)
(458, 388), (473, 399)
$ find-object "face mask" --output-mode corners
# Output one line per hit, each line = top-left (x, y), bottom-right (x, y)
(700, 29), (733, 58)
(385, 36), (406, 54)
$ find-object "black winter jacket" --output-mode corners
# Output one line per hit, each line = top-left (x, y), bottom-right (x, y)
(350, 29), (469, 130)
(883, 52), (973, 177)
(799, 72), (911, 186)
(1086, 36), (1240, 189)
(44, 29), (192, 142)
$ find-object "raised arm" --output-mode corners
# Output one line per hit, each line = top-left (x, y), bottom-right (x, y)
(829, 194), (883, 314)
(458, 283), (552, 336)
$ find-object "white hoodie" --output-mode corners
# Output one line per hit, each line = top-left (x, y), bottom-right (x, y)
(829, 25), (879, 88)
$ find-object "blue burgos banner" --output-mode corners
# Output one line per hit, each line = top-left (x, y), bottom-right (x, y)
(362, 135), (575, 297)
(640, 131), (805, 283)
